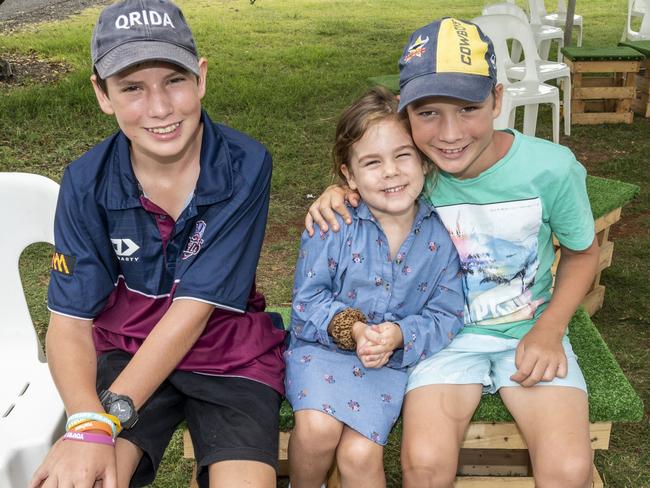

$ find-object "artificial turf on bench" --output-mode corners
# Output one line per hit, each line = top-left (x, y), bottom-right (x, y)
(587, 175), (639, 218)
(561, 46), (645, 62)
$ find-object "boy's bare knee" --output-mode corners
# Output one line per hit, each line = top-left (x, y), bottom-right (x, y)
(402, 465), (456, 488)
(401, 447), (457, 488)
(534, 451), (593, 488)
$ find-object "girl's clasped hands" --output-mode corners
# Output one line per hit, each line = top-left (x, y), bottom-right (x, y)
(353, 321), (403, 368)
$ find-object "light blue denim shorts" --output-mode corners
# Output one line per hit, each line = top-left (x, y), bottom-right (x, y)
(406, 332), (587, 394)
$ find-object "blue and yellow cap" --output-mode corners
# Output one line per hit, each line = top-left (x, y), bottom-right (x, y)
(398, 18), (497, 111)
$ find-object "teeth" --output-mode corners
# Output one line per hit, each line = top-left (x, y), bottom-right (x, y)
(384, 185), (405, 193)
(148, 123), (180, 134)
(440, 147), (463, 154)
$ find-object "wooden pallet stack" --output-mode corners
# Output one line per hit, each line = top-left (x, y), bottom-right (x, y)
(562, 47), (644, 125)
(618, 40), (650, 117)
(183, 422), (612, 488)
(551, 205), (622, 316)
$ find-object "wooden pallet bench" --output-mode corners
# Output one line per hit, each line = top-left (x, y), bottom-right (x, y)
(618, 40), (650, 117)
(183, 307), (643, 487)
(561, 47), (644, 126)
(183, 177), (641, 487)
(565, 175), (639, 316)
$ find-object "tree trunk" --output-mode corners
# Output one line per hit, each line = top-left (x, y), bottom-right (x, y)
(0, 0), (11, 81)
(564, 0), (577, 46)
(0, 57), (12, 80)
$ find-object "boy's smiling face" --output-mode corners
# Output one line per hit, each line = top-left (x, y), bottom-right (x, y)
(91, 59), (207, 166)
(406, 85), (504, 180)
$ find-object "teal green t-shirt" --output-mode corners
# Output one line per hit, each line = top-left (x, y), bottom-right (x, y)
(426, 130), (595, 339)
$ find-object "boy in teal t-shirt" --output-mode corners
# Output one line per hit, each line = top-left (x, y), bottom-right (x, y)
(306, 18), (600, 488)
(429, 130), (594, 339)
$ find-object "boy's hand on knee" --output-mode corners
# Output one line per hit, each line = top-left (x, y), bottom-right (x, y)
(305, 185), (358, 236)
(29, 437), (117, 488)
(510, 327), (567, 387)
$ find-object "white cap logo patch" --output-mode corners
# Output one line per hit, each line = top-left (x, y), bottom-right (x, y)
(115, 10), (175, 30)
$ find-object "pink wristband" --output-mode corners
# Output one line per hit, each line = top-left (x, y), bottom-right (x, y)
(63, 431), (115, 446)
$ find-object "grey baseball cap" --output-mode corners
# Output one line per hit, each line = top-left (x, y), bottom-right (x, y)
(91, 0), (200, 79)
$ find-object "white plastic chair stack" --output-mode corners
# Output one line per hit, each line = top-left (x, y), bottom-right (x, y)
(0, 173), (64, 488)
(482, 5), (572, 136)
(473, 14), (561, 143)
(623, 0), (650, 40)
(482, 2), (564, 62)
(524, 1), (566, 60)
(529, 0), (583, 46)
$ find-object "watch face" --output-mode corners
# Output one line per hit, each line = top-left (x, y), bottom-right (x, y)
(108, 399), (133, 423)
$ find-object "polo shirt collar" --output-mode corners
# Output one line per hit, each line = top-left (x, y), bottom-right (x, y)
(107, 110), (233, 210)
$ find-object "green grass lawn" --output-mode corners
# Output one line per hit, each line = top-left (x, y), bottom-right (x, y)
(1, 0), (648, 486)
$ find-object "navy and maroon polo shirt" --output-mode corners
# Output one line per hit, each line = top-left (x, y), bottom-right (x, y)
(47, 111), (286, 394)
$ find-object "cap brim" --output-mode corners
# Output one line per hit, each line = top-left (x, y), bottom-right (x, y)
(94, 40), (200, 79)
(398, 72), (495, 112)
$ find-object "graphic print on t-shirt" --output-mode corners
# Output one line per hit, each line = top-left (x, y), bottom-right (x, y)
(436, 198), (544, 325)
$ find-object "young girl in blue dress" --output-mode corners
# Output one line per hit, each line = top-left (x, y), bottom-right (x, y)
(284, 86), (464, 488)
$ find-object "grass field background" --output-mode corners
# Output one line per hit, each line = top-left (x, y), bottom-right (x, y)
(1, 0), (648, 486)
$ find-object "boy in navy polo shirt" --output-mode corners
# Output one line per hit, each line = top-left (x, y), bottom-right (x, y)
(30, 1), (285, 487)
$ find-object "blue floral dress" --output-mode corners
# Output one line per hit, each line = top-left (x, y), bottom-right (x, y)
(284, 199), (464, 444)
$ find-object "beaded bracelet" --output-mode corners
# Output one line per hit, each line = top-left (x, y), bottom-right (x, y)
(66, 412), (119, 438)
(328, 308), (367, 350)
(70, 420), (114, 438)
(63, 431), (115, 446)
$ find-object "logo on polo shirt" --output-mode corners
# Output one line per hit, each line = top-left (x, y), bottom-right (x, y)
(111, 238), (140, 262)
(51, 252), (76, 275)
(182, 220), (206, 260)
(115, 10), (175, 30)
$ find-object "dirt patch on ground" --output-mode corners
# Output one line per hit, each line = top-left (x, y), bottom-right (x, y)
(610, 209), (650, 239)
(0, 51), (72, 87)
(0, 0), (109, 87)
(265, 213), (308, 245)
(563, 134), (632, 172)
(0, 0), (112, 32)
(256, 214), (306, 304)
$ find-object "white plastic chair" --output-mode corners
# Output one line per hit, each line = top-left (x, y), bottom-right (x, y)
(474, 14), (561, 143)
(623, 0), (650, 40)
(483, 2), (564, 61)
(482, 7), (572, 136)
(632, 0), (648, 18)
(529, 0), (583, 46)
(0, 173), (65, 488)
(525, 1), (566, 60)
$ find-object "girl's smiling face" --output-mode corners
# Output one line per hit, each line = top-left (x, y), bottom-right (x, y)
(341, 117), (426, 223)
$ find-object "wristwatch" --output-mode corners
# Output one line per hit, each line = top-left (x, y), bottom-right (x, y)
(99, 390), (139, 429)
